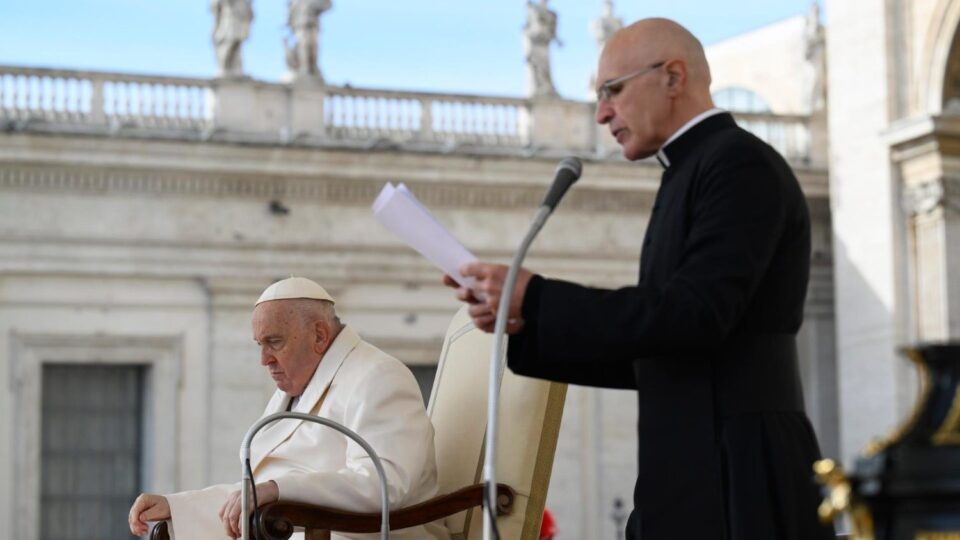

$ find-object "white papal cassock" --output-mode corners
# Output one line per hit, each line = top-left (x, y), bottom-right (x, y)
(163, 326), (450, 540)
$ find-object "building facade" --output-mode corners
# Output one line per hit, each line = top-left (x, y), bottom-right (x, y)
(826, 0), (960, 464)
(5, 1), (933, 537)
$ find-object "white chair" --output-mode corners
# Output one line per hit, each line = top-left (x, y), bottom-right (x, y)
(152, 306), (567, 539)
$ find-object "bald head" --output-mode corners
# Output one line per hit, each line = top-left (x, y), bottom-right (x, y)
(602, 18), (712, 100)
(595, 18), (715, 160)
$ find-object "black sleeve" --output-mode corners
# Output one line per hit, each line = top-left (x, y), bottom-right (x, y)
(508, 275), (638, 389)
(509, 146), (788, 376)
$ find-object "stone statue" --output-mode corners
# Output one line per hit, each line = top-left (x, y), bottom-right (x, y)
(523, 0), (561, 98)
(211, 0), (253, 78)
(284, 0), (333, 82)
(589, 0), (622, 97)
(591, 0), (622, 50)
(804, 1), (827, 112)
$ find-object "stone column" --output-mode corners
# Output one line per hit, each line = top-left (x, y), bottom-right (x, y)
(890, 114), (960, 341)
(808, 107), (830, 167)
(798, 206), (840, 459)
(826, 0), (904, 464)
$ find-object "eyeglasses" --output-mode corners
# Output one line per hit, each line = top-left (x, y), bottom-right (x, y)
(596, 61), (665, 102)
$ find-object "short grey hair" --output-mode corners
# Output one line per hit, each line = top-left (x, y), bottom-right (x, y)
(290, 298), (343, 332)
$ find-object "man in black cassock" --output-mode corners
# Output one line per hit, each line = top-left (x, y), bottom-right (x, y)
(444, 17), (835, 540)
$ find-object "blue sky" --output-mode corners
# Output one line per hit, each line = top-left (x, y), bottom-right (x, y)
(1, 1), (819, 98)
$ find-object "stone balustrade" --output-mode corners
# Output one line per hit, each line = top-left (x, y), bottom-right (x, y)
(0, 65), (211, 130)
(323, 86), (527, 147)
(0, 65), (820, 164)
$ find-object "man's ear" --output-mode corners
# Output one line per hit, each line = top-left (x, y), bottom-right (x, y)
(663, 59), (687, 96)
(313, 320), (330, 355)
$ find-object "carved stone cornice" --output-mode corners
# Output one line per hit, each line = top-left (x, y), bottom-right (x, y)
(902, 176), (960, 216)
(902, 178), (945, 216)
(0, 162), (655, 213)
(887, 114), (960, 162)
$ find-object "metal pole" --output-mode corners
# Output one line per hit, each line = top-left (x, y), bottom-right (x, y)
(239, 412), (391, 540)
(484, 205), (550, 540)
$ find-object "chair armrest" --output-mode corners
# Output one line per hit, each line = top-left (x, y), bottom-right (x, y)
(150, 521), (169, 540)
(149, 483), (514, 540)
(256, 483), (515, 539)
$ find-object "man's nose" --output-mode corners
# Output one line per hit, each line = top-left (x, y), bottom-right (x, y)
(595, 99), (613, 125)
(260, 348), (273, 365)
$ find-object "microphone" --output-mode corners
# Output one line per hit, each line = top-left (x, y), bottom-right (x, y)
(240, 412), (392, 540)
(482, 157), (582, 540)
(540, 157), (582, 212)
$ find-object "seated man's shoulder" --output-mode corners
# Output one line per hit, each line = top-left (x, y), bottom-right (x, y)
(338, 340), (430, 415)
(346, 339), (419, 385)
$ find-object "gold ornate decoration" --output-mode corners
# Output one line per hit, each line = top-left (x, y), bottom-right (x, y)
(932, 385), (960, 445)
(814, 459), (850, 522)
(813, 459), (875, 540)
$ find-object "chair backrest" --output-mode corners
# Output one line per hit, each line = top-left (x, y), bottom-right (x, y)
(427, 306), (567, 540)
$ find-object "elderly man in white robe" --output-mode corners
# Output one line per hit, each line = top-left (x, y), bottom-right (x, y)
(128, 277), (448, 539)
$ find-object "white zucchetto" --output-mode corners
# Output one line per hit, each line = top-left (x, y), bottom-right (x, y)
(255, 277), (336, 306)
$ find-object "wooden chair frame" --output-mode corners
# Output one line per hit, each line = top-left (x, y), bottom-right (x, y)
(150, 483), (514, 539)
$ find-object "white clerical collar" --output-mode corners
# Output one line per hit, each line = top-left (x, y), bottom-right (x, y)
(655, 107), (726, 168)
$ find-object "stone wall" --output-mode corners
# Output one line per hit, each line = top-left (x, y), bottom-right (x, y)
(706, 16), (810, 114)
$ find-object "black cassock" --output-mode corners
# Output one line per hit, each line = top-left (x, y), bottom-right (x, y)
(508, 113), (835, 539)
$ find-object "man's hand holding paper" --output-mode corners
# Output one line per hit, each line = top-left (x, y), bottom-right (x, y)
(441, 263), (530, 334)
(373, 182), (480, 293)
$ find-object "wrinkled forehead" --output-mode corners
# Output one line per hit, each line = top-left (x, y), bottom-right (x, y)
(252, 300), (298, 330)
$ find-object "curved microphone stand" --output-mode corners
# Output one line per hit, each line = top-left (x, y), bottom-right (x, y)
(239, 412), (391, 540)
(483, 157), (581, 540)
(483, 205), (549, 540)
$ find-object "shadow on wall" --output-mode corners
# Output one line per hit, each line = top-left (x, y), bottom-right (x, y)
(829, 235), (921, 467)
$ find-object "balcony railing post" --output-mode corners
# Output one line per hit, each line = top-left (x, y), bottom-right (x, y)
(420, 97), (433, 141)
(212, 77), (286, 137)
(289, 81), (326, 140)
(527, 97), (594, 151)
(90, 77), (107, 124)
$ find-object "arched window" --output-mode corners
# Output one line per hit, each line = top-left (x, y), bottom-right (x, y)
(712, 87), (772, 113)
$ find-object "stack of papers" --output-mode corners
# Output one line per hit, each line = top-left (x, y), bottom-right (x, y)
(372, 183), (478, 289)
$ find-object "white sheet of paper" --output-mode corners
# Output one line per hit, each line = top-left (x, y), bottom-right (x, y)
(372, 182), (477, 289)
